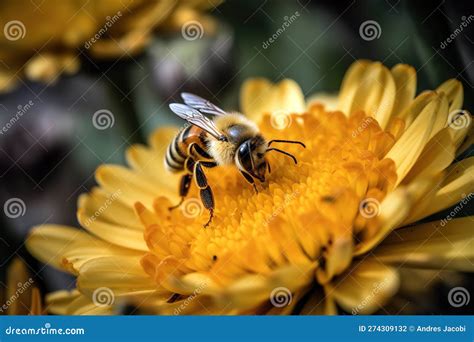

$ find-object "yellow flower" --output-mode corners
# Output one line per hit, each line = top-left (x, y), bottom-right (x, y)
(27, 60), (473, 315)
(1, 258), (43, 315)
(0, 0), (221, 92)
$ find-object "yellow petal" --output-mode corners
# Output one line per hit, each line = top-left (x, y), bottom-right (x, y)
(46, 290), (82, 315)
(436, 79), (464, 113)
(77, 209), (147, 251)
(29, 288), (43, 315)
(374, 217), (474, 271)
(77, 256), (162, 305)
(390, 64), (417, 117)
(126, 141), (180, 200)
(26, 225), (141, 274)
(397, 91), (436, 127)
(78, 186), (141, 230)
(328, 259), (399, 314)
(405, 157), (474, 223)
(386, 95), (440, 185)
(347, 62), (396, 129)
(95, 165), (163, 208)
(337, 60), (371, 115)
(402, 128), (455, 183)
(299, 290), (337, 315)
(356, 176), (436, 255)
(240, 78), (305, 122)
(217, 263), (316, 310)
(6, 258), (33, 315)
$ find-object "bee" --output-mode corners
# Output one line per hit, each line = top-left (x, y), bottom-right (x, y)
(166, 93), (305, 227)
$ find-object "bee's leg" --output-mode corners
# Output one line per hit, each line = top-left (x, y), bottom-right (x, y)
(239, 170), (258, 194)
(193, 161), (215, 228)
(168, 173), (192, 211)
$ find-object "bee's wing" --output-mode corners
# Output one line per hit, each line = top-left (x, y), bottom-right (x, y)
(181, 92), (227, 116)
(169, 103), (224, 140)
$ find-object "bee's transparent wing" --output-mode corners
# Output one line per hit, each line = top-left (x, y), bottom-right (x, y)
(181, 92), (227, 116)
(169, 103), (224, 140)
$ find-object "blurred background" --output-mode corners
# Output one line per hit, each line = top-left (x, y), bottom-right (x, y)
(0, 0), (472, 314)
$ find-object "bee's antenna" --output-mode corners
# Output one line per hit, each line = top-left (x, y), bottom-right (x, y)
(268, 139), (305, 148)
(266, 148), (298, 164)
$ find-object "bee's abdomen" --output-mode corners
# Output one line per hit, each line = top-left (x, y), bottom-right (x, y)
(165, 127), (189, 173)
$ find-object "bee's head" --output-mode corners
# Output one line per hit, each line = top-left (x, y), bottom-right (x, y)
(236, 135), (268, 182)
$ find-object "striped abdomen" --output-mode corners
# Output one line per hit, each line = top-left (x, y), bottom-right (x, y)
(165, 125), (213, 173)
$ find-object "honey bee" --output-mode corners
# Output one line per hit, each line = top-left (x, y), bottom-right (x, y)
(166, 93), (305, 227)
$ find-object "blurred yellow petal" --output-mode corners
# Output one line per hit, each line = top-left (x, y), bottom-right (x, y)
(386, 95), (441, 185)
(337, 60), (371, 115)
(374, 217), (474, 271)
(405, 157), (474, 223)
(329, 259), (399, 315)
(390, 64), (417, 117)
(240, 78), (305, 121)
(436, 79), (464, 113)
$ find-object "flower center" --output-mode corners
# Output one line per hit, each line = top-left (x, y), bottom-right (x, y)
(138, 105), (397, 288)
